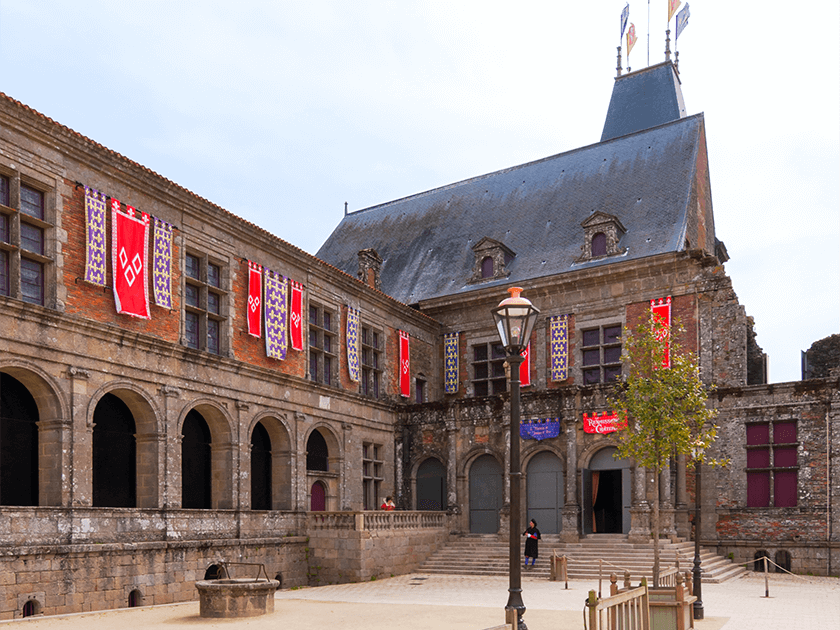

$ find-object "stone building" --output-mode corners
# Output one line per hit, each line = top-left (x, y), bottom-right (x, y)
(0, 60), (837, 619)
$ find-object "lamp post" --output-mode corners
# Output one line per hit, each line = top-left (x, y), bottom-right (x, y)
(491, 287), (540, 630)
(692, 459), (704, 619)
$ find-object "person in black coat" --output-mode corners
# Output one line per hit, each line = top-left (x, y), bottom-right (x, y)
(523, 519), (541, 568)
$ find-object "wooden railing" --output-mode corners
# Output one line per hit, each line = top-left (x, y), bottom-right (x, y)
(586, 578), (650, 630)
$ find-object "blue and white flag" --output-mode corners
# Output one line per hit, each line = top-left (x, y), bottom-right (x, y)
(620, 3), (630, 39)
(676, 3), (690, 39)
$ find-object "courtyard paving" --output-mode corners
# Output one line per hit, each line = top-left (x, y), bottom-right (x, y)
(0, 571), (836, 629)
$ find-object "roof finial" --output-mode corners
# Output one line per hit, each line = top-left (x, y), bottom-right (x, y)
(344, 201), (348, 216)
(674, 50), (680, 72)
(616, 46), (623, 77)
(665, 28), (672, 61)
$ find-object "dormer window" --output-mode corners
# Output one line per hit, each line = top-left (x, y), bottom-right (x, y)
(591, 232), (607, 257)
(578, 212), (627, 262)
(470, 237), (515, 284)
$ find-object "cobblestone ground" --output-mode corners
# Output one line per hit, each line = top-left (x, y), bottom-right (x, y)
(3, 571), (837, 630)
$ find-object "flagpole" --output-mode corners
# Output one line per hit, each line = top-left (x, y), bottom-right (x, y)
(647, 0), (650, 66)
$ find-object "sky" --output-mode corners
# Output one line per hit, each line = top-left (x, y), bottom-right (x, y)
(0, 1), (837, 383)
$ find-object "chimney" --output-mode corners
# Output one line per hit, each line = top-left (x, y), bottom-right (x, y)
(357, 248), (383, 291)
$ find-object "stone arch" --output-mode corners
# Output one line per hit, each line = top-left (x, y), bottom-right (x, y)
(580, 443), (633, 535)
(0, 362), (67, 506)
(248, 412), (294, 510)
(179, 400), (235, 510)
(413, 455), (446, 511)
(467, 451), (504, 533)
(88, 382), (161, 508)
(304, 424), (341, 511)
(578, 437), (624, 470)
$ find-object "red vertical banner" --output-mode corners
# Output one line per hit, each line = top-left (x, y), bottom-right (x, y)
(650, 296), (672, 368)
(289, 280), (303, 351)
(399, 330), (410, 398)
(519, 341), (531, 387)
(247, 261), (262, 337)
(111, 200), (150, 319)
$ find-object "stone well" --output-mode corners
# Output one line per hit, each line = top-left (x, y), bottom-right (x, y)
(195, 578), (279, 618)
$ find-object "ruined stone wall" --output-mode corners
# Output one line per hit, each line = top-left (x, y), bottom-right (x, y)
(804, 334), (840, 380)
(0, 536), (307, 620)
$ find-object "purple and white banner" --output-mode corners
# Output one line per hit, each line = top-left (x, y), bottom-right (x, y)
(152, 217), (173, 309)
(265, 268), (287, 360)
(84, 186), (107, 286)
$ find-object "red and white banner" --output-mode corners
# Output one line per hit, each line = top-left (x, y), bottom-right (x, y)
(583, 411), (621, 434)
(399, 330), (410, 398)
(650, 296), (672, 368)
(247, 261), (262, 337)
(289, 280), (303, 351)
(519, 341), (531, 387)
(111, 200), (150, 319)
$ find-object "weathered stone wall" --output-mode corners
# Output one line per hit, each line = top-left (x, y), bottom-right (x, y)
(804, 334), (840, 380)
(0, 536), (307, 620)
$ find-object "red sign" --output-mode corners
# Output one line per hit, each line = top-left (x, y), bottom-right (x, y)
(247, 261), (262, 337)
(520, 341), (531, 387)
(112, 200), (150, 319)
(290, 280), (303, 350)
(650, 296), (672, 368)
(583, 411), (621, 434)
(399, 330), (410, 398)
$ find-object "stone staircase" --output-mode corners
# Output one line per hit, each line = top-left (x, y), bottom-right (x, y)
(417, 534), (746, 583)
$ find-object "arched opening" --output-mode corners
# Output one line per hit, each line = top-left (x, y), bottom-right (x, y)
(93, 393), (137, 507)
(416, 457), (445, 510)
(775, 550), (791, 573)
(481, 256), (494, 279)
(754, 550), (770, 572)
(306, 429), (329, 472)
(469, 454), (503, 533)
(182, 410), (212, 509)
(251, 421), (272, 511)
(273, 573), (283, 589)
(591, 232), (607, 256)
(527, 451), (564, 534)
(0, 373), (39, 506)
(310, 480), (326, 511)
(204, 564), (224, 580)
(583, 446), (632, 535)
(22, 599), (40, 618)
(128, 589), (143, 607)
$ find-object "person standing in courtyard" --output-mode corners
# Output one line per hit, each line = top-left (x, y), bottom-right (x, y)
(523, 519), (540, 568)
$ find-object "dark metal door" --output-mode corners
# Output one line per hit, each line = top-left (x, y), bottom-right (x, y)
(469, 455), (502, 533)
(417, 457), (446, 510)
(527, 451), (563, 534)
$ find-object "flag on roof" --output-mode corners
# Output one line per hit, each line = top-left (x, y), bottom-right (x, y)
(620, 3), (630, 39)
(676, 3), (690, 39)
(668, 0), (682, 23)
(627, 23), (638, 55)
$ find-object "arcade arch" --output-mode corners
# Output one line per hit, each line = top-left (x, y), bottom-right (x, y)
(180, 402), (234, 509)
(305, 426), (341, 511)
(249, 415), (293, 511)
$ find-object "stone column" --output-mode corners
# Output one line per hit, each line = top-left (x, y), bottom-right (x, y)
(340, 422), (352, 510)
(675, 454), (690, 538)
(660, 460), (677, 540)
(211, 442), (236, 510)
(68, 367), (92, 507)
(446, 419), (459, 512)
(628, 464), (651, 543)
(235, 402), (250, 511)
(160, 385), (181, 509)
(560, 418), (580, 542)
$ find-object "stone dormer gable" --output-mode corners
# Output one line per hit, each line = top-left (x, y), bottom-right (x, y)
(357, 248), (383, 291)
(578, 211), (627, 261)
(470, 237), (515, 283)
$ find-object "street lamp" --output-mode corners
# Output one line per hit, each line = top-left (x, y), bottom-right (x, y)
(491, 287), (540, 630)
(692, 459), (704, 619)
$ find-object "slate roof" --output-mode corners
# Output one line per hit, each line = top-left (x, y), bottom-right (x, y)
(316, 113), (706, 306)
(601, 61), (687, 142)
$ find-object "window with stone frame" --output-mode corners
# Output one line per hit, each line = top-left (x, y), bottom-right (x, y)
(581, 324), (622, 384)
(362, 442), (383, 510)
(183, 252), (226, 354)
(578, 212), (626, 262)
(472, 341), (507, 396)
(0, 173), (53, 306)
(415, 376), (426, 403)
(746, 421), (798, 508)
(361, 325), (383, 398)
(469, 237), (515, 284)
(308, 302), (337, 386)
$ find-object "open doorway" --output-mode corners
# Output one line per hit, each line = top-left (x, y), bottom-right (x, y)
(581, 447), (632, 535)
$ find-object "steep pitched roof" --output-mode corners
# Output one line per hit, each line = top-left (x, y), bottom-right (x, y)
(316, 114), (707, 305)
(601, 61), (686, 142)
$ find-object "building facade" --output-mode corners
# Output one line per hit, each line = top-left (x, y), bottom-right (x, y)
(0, 60), (837, 619)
